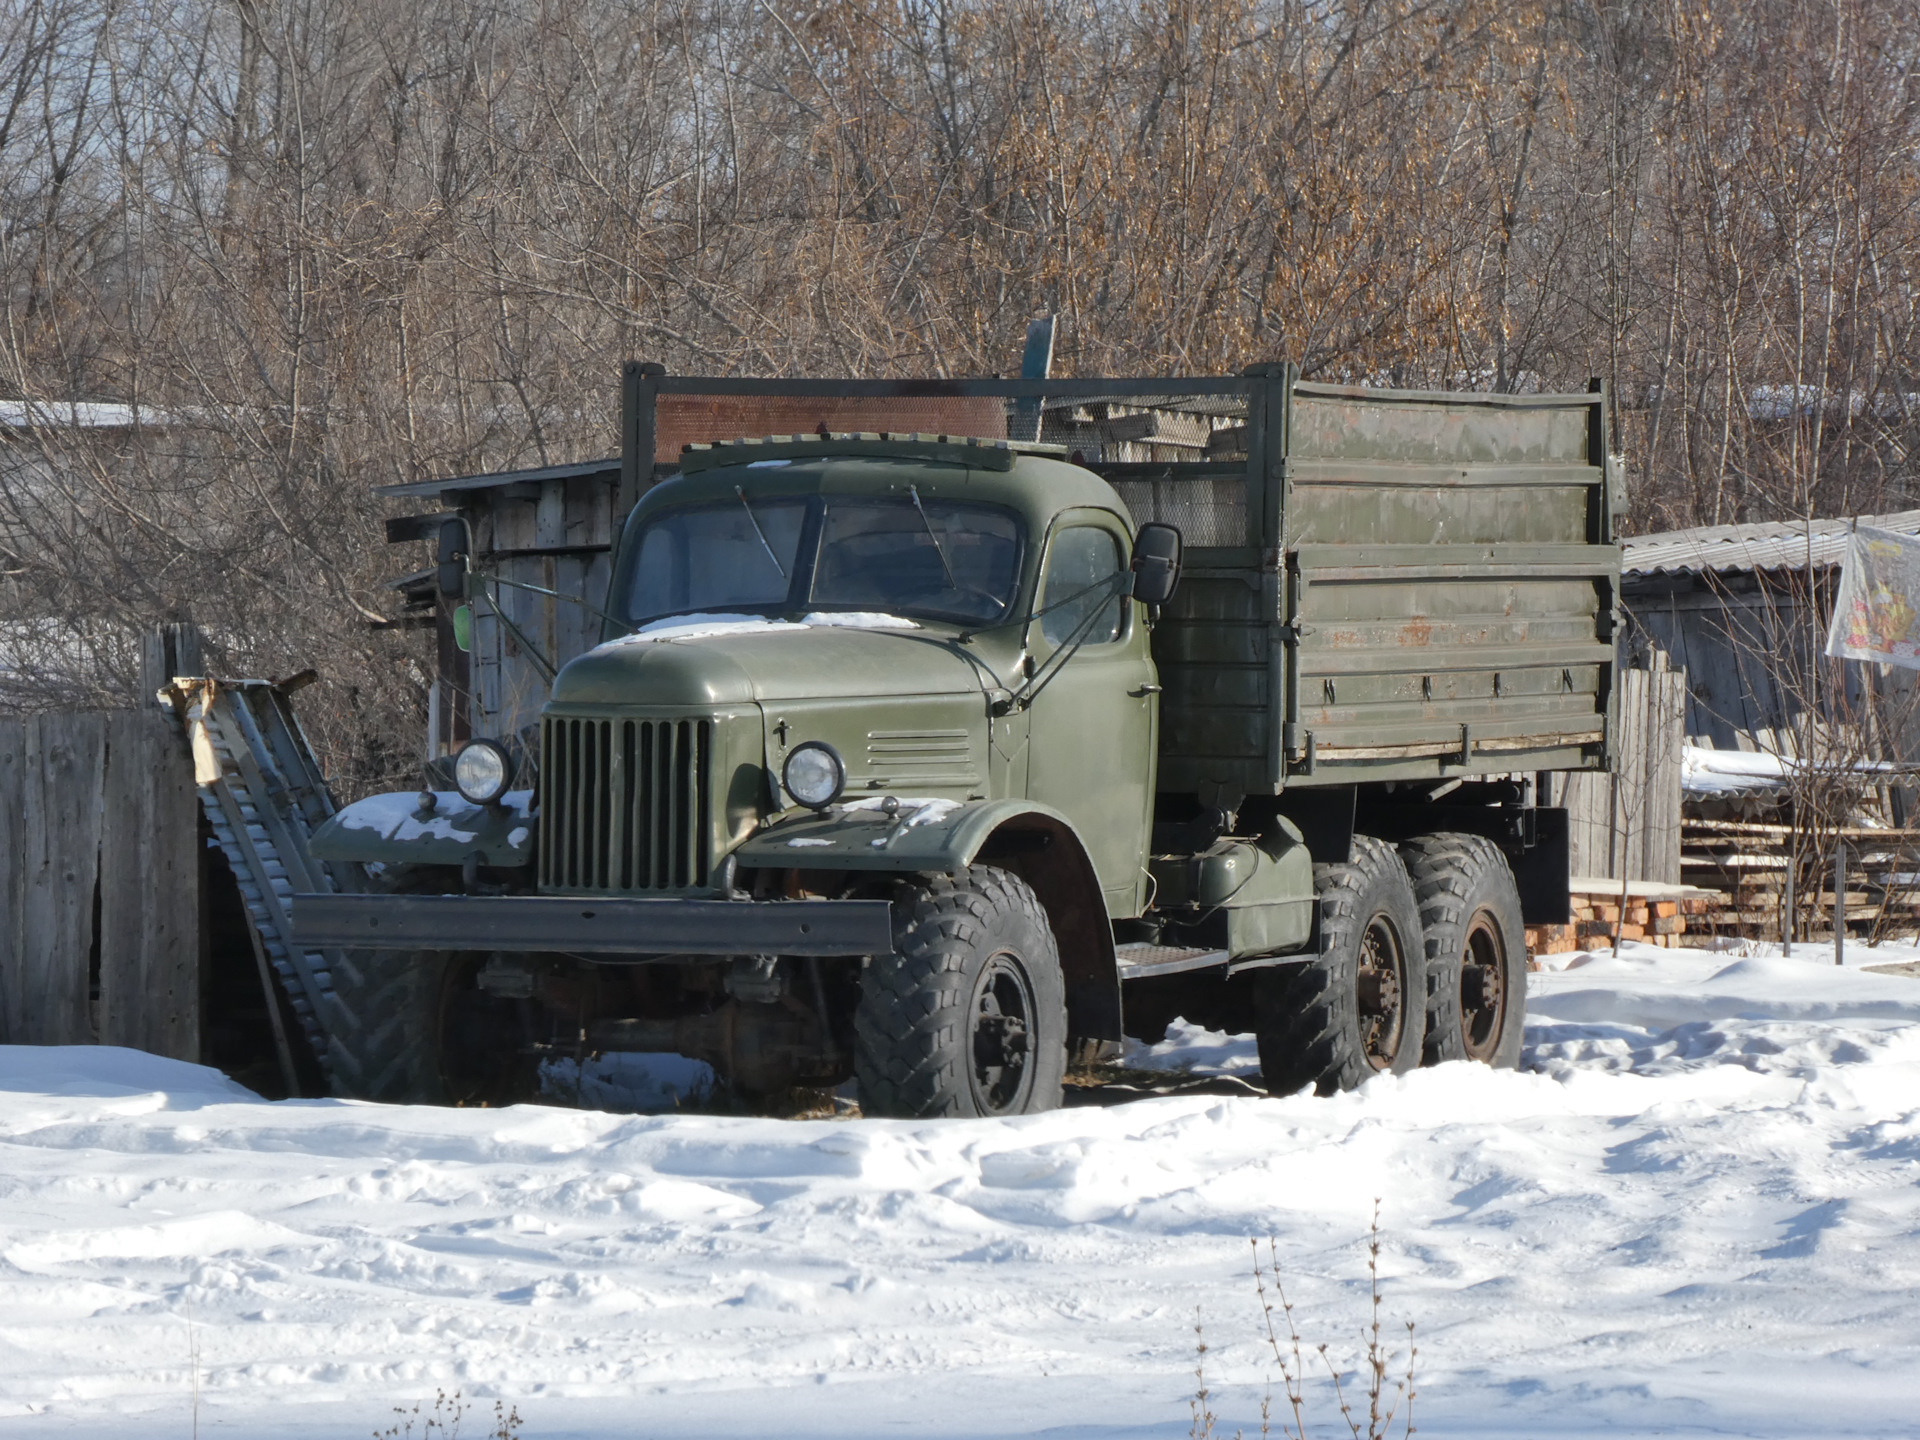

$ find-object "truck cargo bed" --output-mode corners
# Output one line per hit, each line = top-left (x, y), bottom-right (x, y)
(1149, 372), (1618, 797)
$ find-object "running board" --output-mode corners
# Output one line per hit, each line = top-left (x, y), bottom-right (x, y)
(1115, 943), (1229, 979)
(1115, 942), (1310, 980)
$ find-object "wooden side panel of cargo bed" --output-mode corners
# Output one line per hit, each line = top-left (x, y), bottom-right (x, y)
(1153, 569), (1271, 798)
(1279, 384), (1618, 786)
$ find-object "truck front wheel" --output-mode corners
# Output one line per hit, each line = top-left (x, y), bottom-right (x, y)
(328, 949), (537, 1106)
(1253, 835), (1425, 1095)
(854, 865), (1068, 1119)
(1399, 833), (1526, 1069)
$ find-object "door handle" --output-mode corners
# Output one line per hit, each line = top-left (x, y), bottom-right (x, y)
(1129, 683), (1163, 697)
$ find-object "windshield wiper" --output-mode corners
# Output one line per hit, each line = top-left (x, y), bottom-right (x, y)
(735, 486), (788, 578)
(908, 484), (959, 589)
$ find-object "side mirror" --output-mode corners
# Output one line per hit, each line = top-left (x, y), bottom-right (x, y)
(436, 517), (469, 600)
(1130, 522), (1183, 607)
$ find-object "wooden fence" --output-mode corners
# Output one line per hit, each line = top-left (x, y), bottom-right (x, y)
(1562, 657), (1687, 885)
(0, 707), (201, 1058)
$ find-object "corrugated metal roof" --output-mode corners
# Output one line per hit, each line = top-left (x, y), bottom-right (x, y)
(376, 457), (619, 498)
(1621, 509), (1920, 575)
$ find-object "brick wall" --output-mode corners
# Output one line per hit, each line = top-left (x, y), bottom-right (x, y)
(656, 395), (1006, 461)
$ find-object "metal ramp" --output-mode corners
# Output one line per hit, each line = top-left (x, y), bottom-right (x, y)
(166, 675), (367, 1091)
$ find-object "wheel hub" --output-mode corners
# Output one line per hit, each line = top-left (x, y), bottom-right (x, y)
(1356, 917), (1407, 1069)
(969, 953), (1038, 1114)
(1459, 912), (1509, 1062)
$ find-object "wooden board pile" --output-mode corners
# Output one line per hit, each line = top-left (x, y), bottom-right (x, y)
(1526, 888), (1718, 957)
(1682, 818), (1920, 942)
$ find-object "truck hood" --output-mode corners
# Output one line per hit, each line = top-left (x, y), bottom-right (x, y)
(549, 612), (992, 707)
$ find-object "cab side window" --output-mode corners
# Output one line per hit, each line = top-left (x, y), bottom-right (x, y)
(1040, 526), (1125, 647)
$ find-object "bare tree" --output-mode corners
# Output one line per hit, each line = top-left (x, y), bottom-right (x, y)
(1, 0), (1918, 789)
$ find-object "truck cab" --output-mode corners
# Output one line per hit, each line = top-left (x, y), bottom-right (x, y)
(549, 434), (1158, 916)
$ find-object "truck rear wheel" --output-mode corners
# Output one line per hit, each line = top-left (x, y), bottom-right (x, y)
(1400, 834), (1526, 1069)
(1253, 835), (1424, 1095)
(854, 865), (1068, 1119)
(327, 949), (537, 1106)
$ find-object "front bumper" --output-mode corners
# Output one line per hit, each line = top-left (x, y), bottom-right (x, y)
(291, 892), (894, 957)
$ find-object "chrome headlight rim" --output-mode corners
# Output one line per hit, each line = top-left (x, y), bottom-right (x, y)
(452, 738), (515, 805)
(782, 741), (845, 810)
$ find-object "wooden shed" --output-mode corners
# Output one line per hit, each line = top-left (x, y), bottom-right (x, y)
(1620, 510), (1920, 755)
(381, 458), (623, 754)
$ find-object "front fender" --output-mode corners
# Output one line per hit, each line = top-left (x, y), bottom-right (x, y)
(309, 789), (536, 868)
(735, 798), (1122, 1043)
(733, 797), (1070, 874)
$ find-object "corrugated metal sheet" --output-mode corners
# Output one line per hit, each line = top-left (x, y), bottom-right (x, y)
(1622, 509), (1920, 576)
(378, 458), (617, 499)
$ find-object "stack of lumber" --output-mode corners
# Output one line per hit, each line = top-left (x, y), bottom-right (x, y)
(1525, 879), (1720, 957)
(1682, 818), (1920, 941)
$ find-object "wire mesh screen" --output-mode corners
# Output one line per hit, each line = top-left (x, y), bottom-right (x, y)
(1104, 475), (1247, 547)
(1029, 392), (1250, 548)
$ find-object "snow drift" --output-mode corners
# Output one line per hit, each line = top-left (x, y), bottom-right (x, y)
(2, 943), (1918, 1438)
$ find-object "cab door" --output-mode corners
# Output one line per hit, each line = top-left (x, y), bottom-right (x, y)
(1023, 513), (1158, 918)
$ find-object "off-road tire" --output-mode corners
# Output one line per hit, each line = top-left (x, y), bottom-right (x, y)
(1399, 833), (1526, 1069)
(1253, 835), (1425, 1096)
(854, 865), (1068, 1118)
(323, 947), (415, 1101)
(326, 949), (537, 1105)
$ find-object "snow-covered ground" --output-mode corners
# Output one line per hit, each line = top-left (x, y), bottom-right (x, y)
(4, 941), (1920, 1439)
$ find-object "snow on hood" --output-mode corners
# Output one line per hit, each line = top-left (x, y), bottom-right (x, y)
(840, 795), (963, 828)
(332, 788), (533, 844)
(595, 611), (921, 651)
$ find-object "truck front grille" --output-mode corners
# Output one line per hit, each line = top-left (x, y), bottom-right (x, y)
(539, 717), (712, 891)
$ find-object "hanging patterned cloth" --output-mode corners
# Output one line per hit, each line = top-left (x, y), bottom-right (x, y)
(1825, 522), (1920, 669)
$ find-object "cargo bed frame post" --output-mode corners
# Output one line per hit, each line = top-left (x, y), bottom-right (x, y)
(1589, 376), (1620, 779)
(1244, 362), (1297, 792)
(619, 361), (665, 535)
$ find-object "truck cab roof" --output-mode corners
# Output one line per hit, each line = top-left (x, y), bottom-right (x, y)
(638, 433), (1136, 531)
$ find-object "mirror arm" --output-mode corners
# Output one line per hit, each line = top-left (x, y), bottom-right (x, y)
(471, 573), (558, 683)
(993, 573), (1131, 713)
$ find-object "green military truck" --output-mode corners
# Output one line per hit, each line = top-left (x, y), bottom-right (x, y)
(294, 366), (1620, 1115)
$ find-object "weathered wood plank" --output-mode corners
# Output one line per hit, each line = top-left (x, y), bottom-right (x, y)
(20, 712), (106, 1044)
(1563, 660), (1685, 886)
(137, 622), (207, 701)
(492, 493), (537, 551)
(97, 709), (202, 1060)
(563, 474), (598, 548)
(1646, 663), (1686, 885)
(535, 479), (566, 550)
(0, 718), (24, 1042)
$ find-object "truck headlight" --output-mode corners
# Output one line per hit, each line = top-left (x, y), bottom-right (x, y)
(452, 738), (514, 804)
(782, 741), (845, 809)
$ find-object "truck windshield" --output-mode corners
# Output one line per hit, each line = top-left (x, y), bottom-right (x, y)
(626, 497), (809, 621)
(623, 493), (1023, 628)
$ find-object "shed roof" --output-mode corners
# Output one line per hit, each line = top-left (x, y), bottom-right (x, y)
(1621, 509), (1920, 576)
(377, 458), (618, 499)
(0, 400), (166, 429)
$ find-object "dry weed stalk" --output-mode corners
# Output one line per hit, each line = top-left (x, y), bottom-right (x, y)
(377, 1388), (522, 1440)
(1209, 1201), (1416, 1440)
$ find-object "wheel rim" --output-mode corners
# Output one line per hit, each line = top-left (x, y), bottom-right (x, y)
(968, 951), (1038, 1115)
(433, 955), (532, 1105)
(1355, 915), (1409, 1069)
(1458, 912), (1509, 1062)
